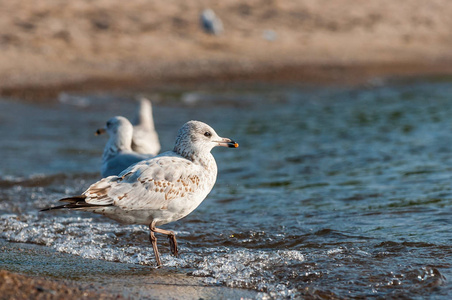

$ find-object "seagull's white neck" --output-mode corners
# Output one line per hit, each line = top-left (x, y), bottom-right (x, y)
(174, 143), (216, 170)
(103, 131), (133, 162)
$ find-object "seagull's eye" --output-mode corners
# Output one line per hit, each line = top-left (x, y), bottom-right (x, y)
(204, 131), (212, 138)
(106, 121), (112, 127)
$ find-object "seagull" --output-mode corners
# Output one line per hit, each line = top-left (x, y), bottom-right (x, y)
(200, 9), (223, 35)
(96, 116), (152, 177)
(131, 98), (161, 156)
(42, 120), (239, 266)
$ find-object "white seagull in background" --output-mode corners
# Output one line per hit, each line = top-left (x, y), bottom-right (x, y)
(131, 98), (161, 156)
(96, 116), (152, 177)
(200, 9), (223, 35)
(42, 120), (239, 266)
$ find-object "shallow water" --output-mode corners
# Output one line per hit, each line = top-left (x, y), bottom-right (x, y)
(1, 81), (452, 299)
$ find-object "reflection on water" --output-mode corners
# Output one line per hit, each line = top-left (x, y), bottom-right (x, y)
(1, 81), (452, 299)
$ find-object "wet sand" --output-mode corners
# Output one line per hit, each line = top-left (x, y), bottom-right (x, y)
(0, 240), (258, 299)
(0, 270), (119, 300)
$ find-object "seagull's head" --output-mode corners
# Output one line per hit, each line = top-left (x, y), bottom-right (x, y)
(96, 116), (134, 143)
(174, 120), (238, 158)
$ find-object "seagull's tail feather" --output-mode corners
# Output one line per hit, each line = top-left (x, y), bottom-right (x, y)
(59, 195), (86, 203)
(40, 195), (110, 211)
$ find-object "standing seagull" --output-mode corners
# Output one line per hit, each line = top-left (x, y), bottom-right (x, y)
(42, 121), (238, 266)
(200, 9), (224, 35)
(132, 98), (161, 155)
(96, 116), (152, 177)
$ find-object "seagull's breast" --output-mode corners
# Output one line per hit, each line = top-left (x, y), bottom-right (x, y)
(159, 158), (217, 225)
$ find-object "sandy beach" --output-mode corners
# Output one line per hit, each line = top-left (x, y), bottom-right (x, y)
(2, 0), (452, 99)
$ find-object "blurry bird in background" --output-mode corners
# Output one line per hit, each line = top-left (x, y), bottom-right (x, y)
(96, 116), (152, 177)
(131, 98), (161, 156)
(96, 98), (161, 177)
(200, 9), (223, 35)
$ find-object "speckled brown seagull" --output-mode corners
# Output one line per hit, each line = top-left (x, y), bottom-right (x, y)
(41, 120), (238, 266)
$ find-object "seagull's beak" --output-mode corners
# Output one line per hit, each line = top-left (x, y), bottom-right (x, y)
(215, 137), (239, 148)
(95, 128), (106, 136)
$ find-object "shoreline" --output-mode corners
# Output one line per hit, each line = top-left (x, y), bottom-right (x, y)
(0, 240), (259, 299)
(3, 60), (452, 101)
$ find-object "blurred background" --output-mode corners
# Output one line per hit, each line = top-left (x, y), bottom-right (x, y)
(1, 0), (452, 97)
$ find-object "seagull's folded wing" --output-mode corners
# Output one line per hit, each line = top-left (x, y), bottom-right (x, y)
(84, 154), (199, 211)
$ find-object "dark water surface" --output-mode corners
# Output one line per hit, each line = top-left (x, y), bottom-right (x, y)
(1, 81), (451, 299)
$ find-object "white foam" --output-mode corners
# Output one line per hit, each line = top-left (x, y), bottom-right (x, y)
(1, 213), (307, 298)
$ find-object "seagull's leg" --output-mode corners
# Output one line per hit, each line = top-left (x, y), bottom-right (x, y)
(168, 233), (178, 257)
(149, 222), (162, 267)
(153, 227), (179, 257)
